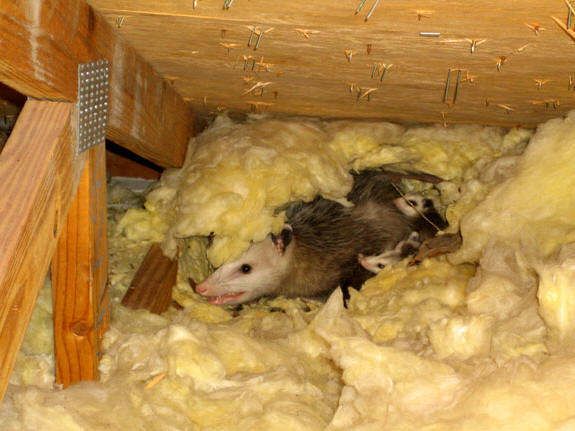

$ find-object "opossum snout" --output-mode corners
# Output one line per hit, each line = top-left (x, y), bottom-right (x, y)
(195, 283), (209, 295)
(195, 278), (250, 305)
(195, 280), (220, 297)
(194, 278), (226, 297)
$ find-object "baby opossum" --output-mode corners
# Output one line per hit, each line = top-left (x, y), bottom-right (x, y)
(393, 193), (447, 241)
(357, 193), (448, 273)
(358, 231), (421, 273)
(195, 196), (412, 305)
(349, 169), (447, 241)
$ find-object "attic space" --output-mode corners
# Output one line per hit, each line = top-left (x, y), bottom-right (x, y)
(1, 1), (575, 431)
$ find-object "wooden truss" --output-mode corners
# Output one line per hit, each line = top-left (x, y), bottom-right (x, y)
(0, 0), (194, 402)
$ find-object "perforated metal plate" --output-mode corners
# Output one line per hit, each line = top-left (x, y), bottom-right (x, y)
(77, 60), (110, 154)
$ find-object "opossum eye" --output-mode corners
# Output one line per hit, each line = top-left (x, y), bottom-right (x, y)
(240, 264), (252, 274)
(408, 200), (418, 207)
(377, 263), (385, 269)
(423, 199), (433, 209)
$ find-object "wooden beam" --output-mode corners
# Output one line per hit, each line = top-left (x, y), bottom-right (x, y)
(0, 0), (194, 168)
(106, 147), (162, 179)
(88, 0), (575, 127)
(0, 100), (85, 403)
(121, 243), (177, 314)
(51, 144), (109, 388)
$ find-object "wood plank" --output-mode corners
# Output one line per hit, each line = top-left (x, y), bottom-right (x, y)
(106, 147), (162, 179)
(0, 100), (85, 403)
(88, 0), (574, 127)
(0, 0), (194, 168)
(121, 243), (177, 314)
(51, 144), (109, 388)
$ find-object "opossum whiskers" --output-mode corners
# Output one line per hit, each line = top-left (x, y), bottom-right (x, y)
(390, 182), (443, 232)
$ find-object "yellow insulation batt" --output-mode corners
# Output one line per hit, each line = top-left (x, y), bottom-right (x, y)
(139, 114), (530, 274)
(2, 112), (575, 430)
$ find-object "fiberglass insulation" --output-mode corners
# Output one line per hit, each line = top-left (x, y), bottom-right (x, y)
(2, 112), (575, 430)
(141, 114), (529, 269)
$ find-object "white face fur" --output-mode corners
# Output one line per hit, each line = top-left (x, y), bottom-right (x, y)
(195, 236), (288, 305)
(393, 194), (432, 218)
(358, 250), (403, 273)
(358, 231), (420, 274)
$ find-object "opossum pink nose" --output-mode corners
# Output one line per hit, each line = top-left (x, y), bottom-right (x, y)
(195, 284), (208, 295)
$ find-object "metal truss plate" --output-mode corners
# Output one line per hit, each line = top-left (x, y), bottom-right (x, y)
(77, 60), (110, 154)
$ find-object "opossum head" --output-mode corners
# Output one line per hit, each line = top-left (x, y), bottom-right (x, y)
(394, 194), (433, 218)
(195, 226), (294, 305)
(393, 194), (448, 231)
(358, 251), (402, 274)
(358, 231), (421, 274)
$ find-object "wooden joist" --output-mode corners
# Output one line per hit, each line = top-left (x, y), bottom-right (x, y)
(0, 0), (194, 168)
(0, 100), (85, 403)
(106, 148), (161, 179)
(89, 0), (575, 127)
(52, 144), (109, 388)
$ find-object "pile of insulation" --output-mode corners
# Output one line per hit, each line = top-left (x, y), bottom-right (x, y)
(2, 112), (575, 431)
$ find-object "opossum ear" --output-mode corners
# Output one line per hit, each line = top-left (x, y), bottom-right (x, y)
(425, 210), (449, 231)
(271, 225), (293, 256)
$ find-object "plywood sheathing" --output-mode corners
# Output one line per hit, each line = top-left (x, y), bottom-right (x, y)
(89, 0), (575, 127)
(0, 0), (194, 167)
(0, 101), (85, 404)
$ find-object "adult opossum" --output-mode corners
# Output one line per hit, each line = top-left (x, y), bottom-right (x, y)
(195, 170), (446, 305)
(196, 196), (412, 304)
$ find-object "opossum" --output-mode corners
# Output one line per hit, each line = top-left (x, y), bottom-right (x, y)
(195, 195), (413, 305)
(347, 169), (400, 205)
(357, 193), (449, 273)
(350, 169), (447, 234)
(195, 169), (447, 305)
(393, 193), (447, 241)
(358, 231), (421, 273)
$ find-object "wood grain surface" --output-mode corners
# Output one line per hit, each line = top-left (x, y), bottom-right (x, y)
(0, 100), (85, 403)
(88, 0), (575, 127)
(0, 0), (194, 167)
(51, 144), (109, 388)
(122, 243), (177, 315)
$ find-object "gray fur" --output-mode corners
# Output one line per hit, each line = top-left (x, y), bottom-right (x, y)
(277, 197), (413, 298)
(347, 169), (399, 205)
